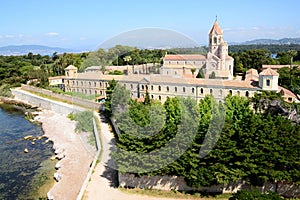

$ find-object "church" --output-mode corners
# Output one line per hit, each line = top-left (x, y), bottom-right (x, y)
(61, 19), (298, 104)
(160, 19), (234, 80)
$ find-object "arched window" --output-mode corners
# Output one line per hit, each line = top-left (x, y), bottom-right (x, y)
(145, 85), (148, 90)
(200, 88), (204, 94)
(158, 95), (161, 101)
(175, 87), (177, 92)
(266, 79), (271, 86)
(192, 88), (195, 93)
(158, 86), (161, 91)
(100, 82), (102, 87)
(141, 85), (144, 90)
(183, 87), (186, 92)
(219, 89), (222, 95)
(151, 85), (153, 90)
(151, 95), (154, 99)
(130, 84), (133, 89)
(167, 86), (169, 92)
(245, 91), (249, 97)
(210, 89), (213, 94)
(94, 82), (97, 87)
(229, 90), (232, 95)
(237, 91), (240, 96)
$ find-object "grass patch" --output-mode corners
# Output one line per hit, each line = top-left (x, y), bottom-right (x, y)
(119, 188), (231, 199)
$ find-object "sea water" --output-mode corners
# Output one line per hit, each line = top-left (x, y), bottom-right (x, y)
(0, 104), (55, 199)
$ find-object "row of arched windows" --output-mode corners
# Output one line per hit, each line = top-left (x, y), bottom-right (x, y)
(130, 84), (250, 98)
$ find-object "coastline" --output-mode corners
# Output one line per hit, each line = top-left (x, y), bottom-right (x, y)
(37, 109), (95, 200)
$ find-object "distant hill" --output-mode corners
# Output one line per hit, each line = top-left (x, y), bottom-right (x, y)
(241, 38), (300, 45)
(0, 45), (74, 56)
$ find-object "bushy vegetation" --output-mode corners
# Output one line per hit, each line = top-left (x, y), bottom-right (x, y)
(229, 189), (282, 200)
(68, 111), (94, 133)
(107, 85), (300, 189)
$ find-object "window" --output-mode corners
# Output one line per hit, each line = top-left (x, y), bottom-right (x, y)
(214, 37), (217, 44)
(146, 85), (148, 90)
(229, 90), (232, 95)
(130, 84), (133, 89)
(200, 88), (204, 94)
(167, 86), (169, 92)
(266, 79), (270, 86)
(288, 97), (293, 102)
(94, 82), (96, 87)
(100, 82), (102, 87)
(158, 95), (161, 101)
(210, 89), (213, 94)
(175, 71), (177, 75)
(237, 91), (240, 96)
(192, 88), (195, 93)
(175, 87), (177, 92)
(151, 95), (154, 99)
(89, 82), (91, 86)
(158, 86), (161, 91)
(151, 85), (153, 90)
(141, 85), (144, 90)
(105, 82), (108, 87)
(183, 87), (186, 93)
(245, 91), (249, 97)
(219, 89), (222, 95)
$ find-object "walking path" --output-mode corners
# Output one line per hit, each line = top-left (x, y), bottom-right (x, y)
(84, 114), (176, 200)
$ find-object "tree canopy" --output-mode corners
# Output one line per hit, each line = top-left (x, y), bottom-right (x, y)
(108, 85), (300, 188)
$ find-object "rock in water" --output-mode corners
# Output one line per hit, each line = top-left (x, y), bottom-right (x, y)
(24, 148), (29, 153)
(24, 135), (34, 140)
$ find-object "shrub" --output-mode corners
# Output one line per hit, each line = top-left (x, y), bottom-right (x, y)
(229, 189), (282, 200)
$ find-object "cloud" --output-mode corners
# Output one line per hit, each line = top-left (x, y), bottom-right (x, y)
(5, 35), (15, 38)
(45, 32), (59, 36)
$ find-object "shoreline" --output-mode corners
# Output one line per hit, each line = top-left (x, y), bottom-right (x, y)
(1, 95), (96, 199)
(37, 109), (95, 200)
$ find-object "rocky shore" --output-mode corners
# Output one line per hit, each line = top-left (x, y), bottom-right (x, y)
(36, 109), (95, 200)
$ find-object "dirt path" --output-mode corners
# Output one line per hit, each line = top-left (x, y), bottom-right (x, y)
(83, 115), (179, 200)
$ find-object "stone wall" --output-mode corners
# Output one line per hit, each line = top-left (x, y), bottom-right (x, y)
(11, 88), (84, 115)
(20, 84), (101, 111)
(118, 173), (300, 198)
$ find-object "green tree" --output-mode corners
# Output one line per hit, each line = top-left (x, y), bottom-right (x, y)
(190, 68), (196, 77)
(196, 68), (205, 78)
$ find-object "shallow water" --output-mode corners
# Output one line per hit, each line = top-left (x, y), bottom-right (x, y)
(0, 104), (55, 200)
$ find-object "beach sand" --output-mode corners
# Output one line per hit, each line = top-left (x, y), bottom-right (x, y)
(38, 109), (95, 200)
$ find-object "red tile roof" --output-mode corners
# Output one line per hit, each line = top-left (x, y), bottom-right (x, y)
(164, 54), (206, 61)
(259, 68), (279, 76)
(278, 86), (297, 98)
(209, 20), (223, 35)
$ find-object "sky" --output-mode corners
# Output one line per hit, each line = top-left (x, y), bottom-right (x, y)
(1, 0), (300, 50)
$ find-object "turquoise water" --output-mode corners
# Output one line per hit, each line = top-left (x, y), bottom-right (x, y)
(0, 104), (54, 200)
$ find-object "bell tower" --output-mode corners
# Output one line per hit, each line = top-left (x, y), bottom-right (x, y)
(209, 17), (225, 56)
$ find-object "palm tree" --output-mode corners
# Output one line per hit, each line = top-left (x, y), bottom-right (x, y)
(190, 68), (196, 78)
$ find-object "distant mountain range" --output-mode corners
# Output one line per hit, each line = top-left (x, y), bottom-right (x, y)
(1, 38), (300, 56)
(0, 45), (74, 56)
(238, 38), (300, 45)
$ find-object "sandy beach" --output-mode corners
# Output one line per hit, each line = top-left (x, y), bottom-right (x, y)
(37, 109), (95, 200)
